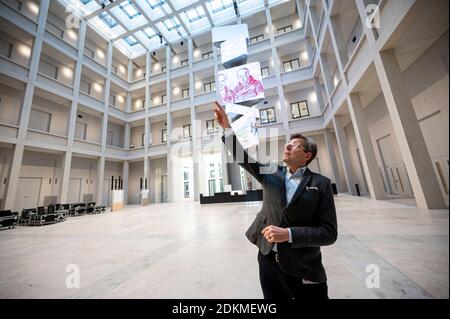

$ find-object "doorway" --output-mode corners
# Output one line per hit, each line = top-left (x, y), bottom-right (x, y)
(15, 177), (42, 212)
(377, 134), (413, 196)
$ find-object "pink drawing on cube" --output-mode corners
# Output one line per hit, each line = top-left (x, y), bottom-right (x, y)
(217, 62), (264, 106)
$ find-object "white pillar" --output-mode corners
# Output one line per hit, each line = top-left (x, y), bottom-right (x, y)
(320, 53), (334, 97)
(3, 144), (24, 210)
(4, 0), (49, 210)
(323, 129), (342, 190)
(188, 37), (199, 201)
(265, 5), (290, 136)
(59, 150), (72, 204)
(96, 156), (106, 205)
(123, 160), (129, 205)
(333, 115), (358, 195)
(165, 45), (172, 202)
(314, 77), (325, 112)
(67, 19), (86, 147)
(347, 93), (385, 200)
(374, 50), (446, 208)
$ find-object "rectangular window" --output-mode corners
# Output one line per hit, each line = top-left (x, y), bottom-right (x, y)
(202, 51), (213, 59)
(84, 46), (95, 59)
(259, 107), (276, 124)
(290, 100), (310, 119)
(29, 108), (51, 132)
(107, 130), (114, 146)
(209, 163), (215, 179)
(80, 79), (91, 95)
(277, 25), (293, 34)
(261, 67), (270, 78)
(141, 133), (145, 146)
(283, 58), (300, 72)
(184, 181), (190, 198)
(161, 129), (167, 143)
(181, 59), (189, 66)
(46, 19), (64, 38)
(161, 66), (166, 72)
(208, 179), (216, 196)
(161, 95), (166, 104)
(183, 124), (192, 139)
(38, 59), (58, 79)
(0, 39), (13, 59)
(203, 82), (215, 92)
(250, 34), (264, 44)
(206, 119), (219, 134)
(75, 121), (87, 140)
(182, 88), (190, 99)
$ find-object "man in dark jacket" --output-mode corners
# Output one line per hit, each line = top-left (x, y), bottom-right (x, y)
(215, 103), (338, 299)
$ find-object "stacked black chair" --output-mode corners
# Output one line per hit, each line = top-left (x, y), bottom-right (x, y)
(54, 204), (69, 221)
(0, 210), (19, 229)
(70, 203), (87, 216)
(19, 208), (37, 225)
(86, 202), (106, 214)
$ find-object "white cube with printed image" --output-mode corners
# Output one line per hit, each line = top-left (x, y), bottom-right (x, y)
(217, 62), (265, 107)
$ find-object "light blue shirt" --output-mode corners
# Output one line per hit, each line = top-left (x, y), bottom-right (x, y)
(273, 166), (306, 252)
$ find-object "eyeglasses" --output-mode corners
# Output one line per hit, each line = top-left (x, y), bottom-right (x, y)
(284, 142), (302, 150)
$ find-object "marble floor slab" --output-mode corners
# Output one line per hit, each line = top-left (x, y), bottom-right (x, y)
(0, 195), (448, 299)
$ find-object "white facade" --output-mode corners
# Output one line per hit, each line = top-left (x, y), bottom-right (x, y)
(0, 0), (448, 211)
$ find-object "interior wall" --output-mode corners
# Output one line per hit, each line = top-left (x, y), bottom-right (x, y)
(128, 160), (143, 205)
(0, 83), (23, 125)
(69, 156), (97, 203)
(15, 150), (63, 211)
(30, 95), (69, 136)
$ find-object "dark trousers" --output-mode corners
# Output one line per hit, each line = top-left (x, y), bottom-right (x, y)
(258, 251), (329, 300)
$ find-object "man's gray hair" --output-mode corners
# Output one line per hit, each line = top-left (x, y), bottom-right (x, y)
(290, 133), (318, 166)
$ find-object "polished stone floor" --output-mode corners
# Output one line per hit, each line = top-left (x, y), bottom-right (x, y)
(0, 194), (448, 299)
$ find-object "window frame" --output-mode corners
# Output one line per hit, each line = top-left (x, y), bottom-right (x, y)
(259, 107), (277, 125)
(290, 100), (310, 119)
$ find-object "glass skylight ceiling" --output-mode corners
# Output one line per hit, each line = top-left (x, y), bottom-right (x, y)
(58, 0), (289, 58)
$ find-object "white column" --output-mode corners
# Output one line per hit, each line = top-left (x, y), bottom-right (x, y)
(4, 0), (49, 210)
(320, 53), (334, 97)
(67, 19), (87, 147)
(124, 123), (130, 149)
(333, 115), (358, 195)
(165, 46), (172, 202)
(265, 5), (289, 139)
(143, 51), (151, 193)
(313, 77), (325, 112)
(123, 160), (129, 205)
(374, 50), (445, 208)
(100, 41), (113, 152)
(323, 129), (342, 190)
(59, 150), (72, 204)
(188, 37), (199, 201)
(96, 156), (106, 205)
(347, 93), (385, 200)
(3, 144), (24, 210)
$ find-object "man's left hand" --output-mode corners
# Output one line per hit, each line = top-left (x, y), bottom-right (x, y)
(261, 225), (289, 243)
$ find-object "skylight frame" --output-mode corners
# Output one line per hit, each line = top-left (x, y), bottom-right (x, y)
(163, 16), (181, 32)
(185, 5), (206, 23)
(146, 0), (165, 9)
(99, 11), (118, 28)
(119, 0), (142, 19)
(124, 35), (139, 46)
(208, 0), (234, 14)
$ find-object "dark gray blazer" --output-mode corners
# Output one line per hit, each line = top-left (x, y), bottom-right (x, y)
(223, 133), (338, 283)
